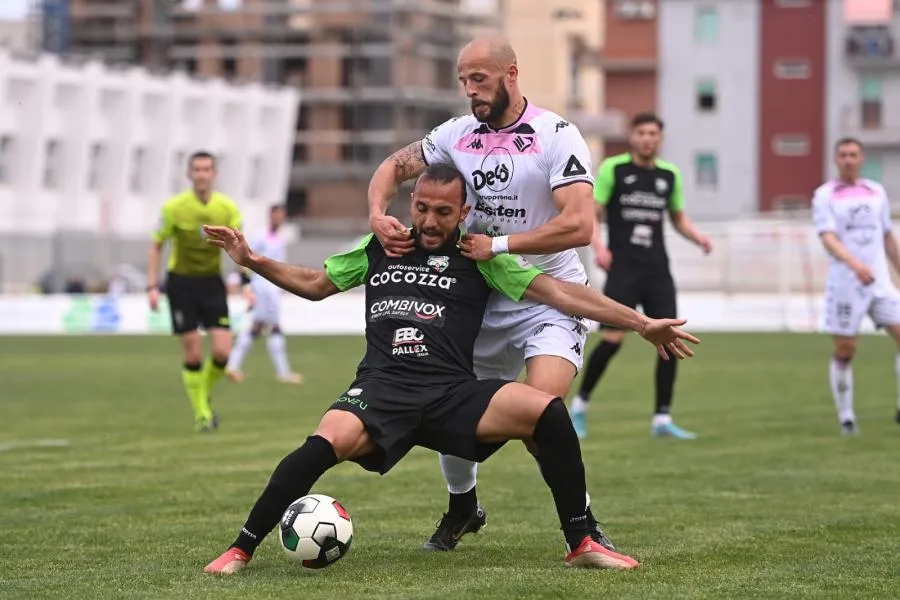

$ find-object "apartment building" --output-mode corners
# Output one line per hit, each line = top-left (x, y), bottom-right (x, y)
(67, 0), (501, 225)
(600, 0), (900, 220)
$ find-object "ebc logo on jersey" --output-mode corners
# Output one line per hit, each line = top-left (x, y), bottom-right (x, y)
(472, 147), (514, 192)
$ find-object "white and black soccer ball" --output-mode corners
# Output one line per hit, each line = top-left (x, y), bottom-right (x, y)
(279, 494), (353, 569)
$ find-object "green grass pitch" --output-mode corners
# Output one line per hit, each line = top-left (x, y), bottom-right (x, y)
(1, 332), (898, 599)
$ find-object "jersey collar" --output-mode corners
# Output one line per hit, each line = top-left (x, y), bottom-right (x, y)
(477, 97), (530, 134)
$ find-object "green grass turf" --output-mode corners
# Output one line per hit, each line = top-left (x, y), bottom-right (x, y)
(0, 332), (898, 599)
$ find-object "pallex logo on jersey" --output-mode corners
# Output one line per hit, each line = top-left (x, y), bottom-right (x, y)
(368, 296), (447, 327)
(391, 327), (429, 357)
(369, 270), (456, 290)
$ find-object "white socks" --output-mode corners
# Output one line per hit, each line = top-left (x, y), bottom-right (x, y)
(895, 354), (900, 411)
(829, 357), (855, 424)
(652, 413), (672, 428)
(266, 333), (292, 378)
(570, 394), (588, 414)
(440, 454), (478, 494)
(227, 328), (255, 372)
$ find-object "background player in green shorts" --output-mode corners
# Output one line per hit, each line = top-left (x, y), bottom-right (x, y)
(570, 113), (712, 440)
(147, 151), (243, 432)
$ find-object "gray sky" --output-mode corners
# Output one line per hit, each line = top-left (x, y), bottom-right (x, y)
(0, 0), (31, 20)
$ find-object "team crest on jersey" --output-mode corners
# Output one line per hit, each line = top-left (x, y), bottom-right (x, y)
(655, 178), (668, 194)
(427, 255), (450, 273)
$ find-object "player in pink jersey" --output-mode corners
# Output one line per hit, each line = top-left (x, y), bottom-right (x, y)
(812, 137), (900, 434)
(366, 35), (681, 555)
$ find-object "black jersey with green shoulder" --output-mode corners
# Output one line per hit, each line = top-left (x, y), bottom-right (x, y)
(323, 232), (541, 384)
(594, 153), (685, 267)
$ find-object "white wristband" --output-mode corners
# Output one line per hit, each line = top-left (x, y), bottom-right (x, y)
(491, 235), (510, 256)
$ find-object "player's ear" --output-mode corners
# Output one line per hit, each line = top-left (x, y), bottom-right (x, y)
(506, 63), (518, 83)
(460, 203), (471, 221)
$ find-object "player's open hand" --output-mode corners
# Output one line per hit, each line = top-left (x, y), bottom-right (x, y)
(638, 317), (700, 361)
(459, 234), (494, 261)
(371, 214), (414, 257)
(203, 225), (252, 267)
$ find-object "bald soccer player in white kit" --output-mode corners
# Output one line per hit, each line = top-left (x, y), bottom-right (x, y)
(813, 137), (900, 434)
(368, 35), (655, 555)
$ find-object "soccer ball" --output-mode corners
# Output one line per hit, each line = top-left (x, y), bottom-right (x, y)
(279, 494), (353, 569)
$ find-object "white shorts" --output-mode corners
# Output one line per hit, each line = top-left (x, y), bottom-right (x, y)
(473, 304), (588, 381)
(250, 284), (281, 326)
(822, 281), (900, 336)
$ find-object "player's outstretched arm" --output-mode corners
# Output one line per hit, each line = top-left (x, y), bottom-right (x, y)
(669, 211), (712, 254)
(203, 226), (339, 301)
(368, 141), (429, 256)
(523, 274), (700, 360)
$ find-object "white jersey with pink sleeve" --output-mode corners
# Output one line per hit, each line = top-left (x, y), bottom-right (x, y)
(813, 179), (900, 336)
(812, 179), (893, 291)
(421, 102), (594, 315)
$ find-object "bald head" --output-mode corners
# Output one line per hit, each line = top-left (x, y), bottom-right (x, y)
(458, 35), (517, 69)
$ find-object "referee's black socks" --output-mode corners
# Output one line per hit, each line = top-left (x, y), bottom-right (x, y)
(532, 397), (591, 549)
(232, 435), (338, 555)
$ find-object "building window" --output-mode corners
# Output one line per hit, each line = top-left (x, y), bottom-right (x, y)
(88, 143), (106, 191)
(860, 152), (883, 182)
(775, 0), (812, 7)
(695, 152), (718, 189)
(860, 75), (883, 129)
(247, 156), (263, 199)
(131, 147), (144, 193)
(171, 150), (186, 193)
(222, 38), (238, 80)
(694, 7), (719, 43)
(286, 188), (308, 217)
(0, 136), (13, 184)
(44, 140), (62, 189)
(696, 79), (717, 112)
(613, 0), (656, 20)
(772, 134), (810, 156)
(773, 58), (811, 79)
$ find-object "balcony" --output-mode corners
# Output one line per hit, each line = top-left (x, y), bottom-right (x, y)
(298, 86), (464, 109)
(291, 162), (378, 182)
(70, 0), (135, 19)
(839, 104), (900, 148)
(845, 26), (900, 69)
(596, 54), (657, 74)
(570, 110), (629, 141)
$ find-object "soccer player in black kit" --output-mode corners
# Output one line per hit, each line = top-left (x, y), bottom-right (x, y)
(201, 164), (699, 574)
(570, 112), (713, 440)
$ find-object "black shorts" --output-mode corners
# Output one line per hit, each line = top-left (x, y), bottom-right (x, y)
(602, 263), (677, 330)
(328, 377), (511, 475)
(165, 272), (230, 335)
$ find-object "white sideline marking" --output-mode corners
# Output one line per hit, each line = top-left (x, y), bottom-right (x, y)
(0, 439), (71, 452)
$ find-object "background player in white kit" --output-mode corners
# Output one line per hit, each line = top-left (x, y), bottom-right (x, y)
(812, 137), (900, 434)
(226, 204), (302, 385)
(369, 36), (619, 552)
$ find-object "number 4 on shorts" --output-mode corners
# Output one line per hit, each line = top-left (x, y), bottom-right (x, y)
(563, 155), (587, 177)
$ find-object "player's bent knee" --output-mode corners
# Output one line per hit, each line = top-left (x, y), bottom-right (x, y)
(833, 336), (858, 360)
(476, 383), (555, 443)
(314, 410), (374, 461)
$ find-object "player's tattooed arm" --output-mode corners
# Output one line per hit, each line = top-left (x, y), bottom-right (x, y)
(368, 141), (428, 217)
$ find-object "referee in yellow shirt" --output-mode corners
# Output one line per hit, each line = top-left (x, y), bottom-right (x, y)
(147, 151), (243, 432)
